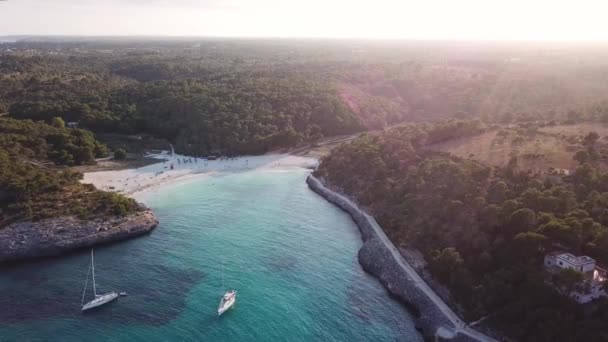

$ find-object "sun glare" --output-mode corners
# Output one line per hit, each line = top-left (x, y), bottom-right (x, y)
(0, 0), (607, 40)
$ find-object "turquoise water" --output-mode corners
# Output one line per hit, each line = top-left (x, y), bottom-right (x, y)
(0, 169), (421, 342)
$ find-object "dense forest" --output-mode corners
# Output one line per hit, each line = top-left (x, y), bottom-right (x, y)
(316, 120), (608, 341)
(3, 39), (608, 156)
(0, 42), (366, 155)
(0, 117), (139, 227)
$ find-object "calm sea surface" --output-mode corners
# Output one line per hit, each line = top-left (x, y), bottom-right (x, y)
(0, 169), (421, 342)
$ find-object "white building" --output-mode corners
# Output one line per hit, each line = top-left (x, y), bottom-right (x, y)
(544, 252), (596, 273)
(570, 267), (607, 304)
(544, 252), (607, 304)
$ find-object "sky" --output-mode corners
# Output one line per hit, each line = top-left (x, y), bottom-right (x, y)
(0, 0), (607, 41)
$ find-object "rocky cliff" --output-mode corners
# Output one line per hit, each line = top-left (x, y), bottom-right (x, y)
(0, 208), (158, 263)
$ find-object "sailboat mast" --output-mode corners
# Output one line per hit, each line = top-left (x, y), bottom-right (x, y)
(81, 258), (92, 306)
(91, 249), (97, 297)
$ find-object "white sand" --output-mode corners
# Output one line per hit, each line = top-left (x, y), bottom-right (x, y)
(82, 152), (318, 199)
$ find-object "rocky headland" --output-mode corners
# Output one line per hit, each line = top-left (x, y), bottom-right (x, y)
(0, 207), (158, 263)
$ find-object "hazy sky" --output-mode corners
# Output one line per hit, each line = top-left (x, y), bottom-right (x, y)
(0, 0), (607, 40)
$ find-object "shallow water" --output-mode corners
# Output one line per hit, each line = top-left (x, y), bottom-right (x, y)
(0, 169), (421, 342)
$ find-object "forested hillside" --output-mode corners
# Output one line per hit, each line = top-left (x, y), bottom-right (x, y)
(0, 117), (139, 227)
(316, 120), (608, 341)
(339, 54), (608, 127)
(2, 39), (608, 155)
(0, 41), (366, 155)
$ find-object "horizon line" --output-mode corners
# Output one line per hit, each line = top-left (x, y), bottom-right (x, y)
(2, 34), (608, 44)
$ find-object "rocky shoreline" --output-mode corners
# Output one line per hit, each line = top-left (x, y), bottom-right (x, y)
(0, 207), (158, 263)
(307, 175), (495, 342)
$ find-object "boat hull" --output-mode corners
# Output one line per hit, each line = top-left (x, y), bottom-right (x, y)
(217, 298), (235, 316)
(217, 291), (237, 316)
(82, 292), (119, 311)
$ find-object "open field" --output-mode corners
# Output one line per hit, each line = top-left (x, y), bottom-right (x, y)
(428, 126), (597, 173)
(538, 123), (608, 138)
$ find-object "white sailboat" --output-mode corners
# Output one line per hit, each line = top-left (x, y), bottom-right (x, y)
(217, 264), (237, 316)
(217, 290), (237, 316)
(81, 249), (119, 312)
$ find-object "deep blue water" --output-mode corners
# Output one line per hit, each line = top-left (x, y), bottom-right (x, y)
(0, 169), (421, 341)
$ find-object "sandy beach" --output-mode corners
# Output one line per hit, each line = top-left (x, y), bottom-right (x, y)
(82, 152), (318, 198)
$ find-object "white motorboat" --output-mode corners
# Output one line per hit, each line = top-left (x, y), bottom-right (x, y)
(81, 249), (119, 312)
(218, 290), (237, 316)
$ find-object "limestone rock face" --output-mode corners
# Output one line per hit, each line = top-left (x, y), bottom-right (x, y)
(0, 209), (158, 263)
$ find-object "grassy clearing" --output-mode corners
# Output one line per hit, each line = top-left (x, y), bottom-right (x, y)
(428, 127), (583, 173)
(538, 123), (608, 138)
